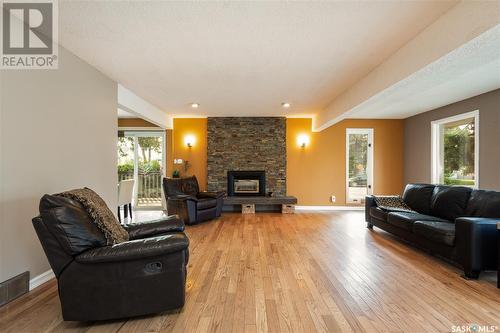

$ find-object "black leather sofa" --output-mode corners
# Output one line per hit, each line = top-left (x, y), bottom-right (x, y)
(163, 176), (225, 225)
(366, 183), (500, 279)
(32, 194), (189, 321)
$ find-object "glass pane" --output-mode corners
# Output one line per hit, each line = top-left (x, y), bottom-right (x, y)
(348, 133), (368, 203)
(117, 135), (135, 181)
(443, 117), (475, 187)
(137, 135), (164, 207)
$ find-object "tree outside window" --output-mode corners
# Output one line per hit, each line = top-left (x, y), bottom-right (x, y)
(432, 111), (478, 188)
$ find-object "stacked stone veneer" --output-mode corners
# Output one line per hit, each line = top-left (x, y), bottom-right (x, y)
(207, 117), (286, 196)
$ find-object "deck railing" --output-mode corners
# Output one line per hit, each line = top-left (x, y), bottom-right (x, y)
(118, 171), (162, 199)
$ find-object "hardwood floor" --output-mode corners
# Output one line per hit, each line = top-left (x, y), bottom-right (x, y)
(1, 211), (499, 332)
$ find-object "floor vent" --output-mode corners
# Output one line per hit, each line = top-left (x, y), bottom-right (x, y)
(0, 271), (29, 307)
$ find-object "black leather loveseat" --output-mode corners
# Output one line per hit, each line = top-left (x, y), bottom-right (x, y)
(163, 176), (225, 225)
(366, 183), (500, 279)
(33, 194), (189, 321)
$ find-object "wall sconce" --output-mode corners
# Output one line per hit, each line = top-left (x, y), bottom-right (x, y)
(184, 135), (196, 148)
(297, 134), (310, 148)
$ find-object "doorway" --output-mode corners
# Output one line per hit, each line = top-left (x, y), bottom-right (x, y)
(118, 130), (165, 209)
(346, 128), (373, 205)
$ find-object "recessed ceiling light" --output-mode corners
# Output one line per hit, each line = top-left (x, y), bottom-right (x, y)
(282, 102), (291, 108)
(191, 103), (200, 108)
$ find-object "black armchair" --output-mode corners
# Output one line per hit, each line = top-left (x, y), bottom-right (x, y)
(32, 194), (189, 321)
(163, 176), (225, 225)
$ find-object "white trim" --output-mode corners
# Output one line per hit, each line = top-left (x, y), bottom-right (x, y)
(133, 136), (139, 206)
(345, 128), (374, 204)
(123, 130), (166, 137)
(295, 206), (364, 211)
(118, 85), (173, 129)
(29, 270), (55, 291)
(431, 110), (479, 188)
(118, 127), (162, 131)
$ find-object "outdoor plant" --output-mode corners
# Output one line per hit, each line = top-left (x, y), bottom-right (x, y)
(118, 161), (161, 174)
(117, 162), (134, 173)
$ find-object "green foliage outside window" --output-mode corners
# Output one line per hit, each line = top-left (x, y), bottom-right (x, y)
(117, 160), (161, 174)
(443, 121), (475, 186)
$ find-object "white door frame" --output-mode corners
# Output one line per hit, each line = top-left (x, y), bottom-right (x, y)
(346, 128), (374, 204)
(121, 130), (166, 209)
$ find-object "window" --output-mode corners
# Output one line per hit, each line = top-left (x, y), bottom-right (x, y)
(431, 111), (479, 188)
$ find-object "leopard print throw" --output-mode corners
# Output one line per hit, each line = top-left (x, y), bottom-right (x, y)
(373, 195), (416, 213)
(58, 188), (129, 245)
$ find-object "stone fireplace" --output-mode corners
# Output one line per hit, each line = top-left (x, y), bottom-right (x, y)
(227, 170), (266, 196)
(207, 117), (286, 196)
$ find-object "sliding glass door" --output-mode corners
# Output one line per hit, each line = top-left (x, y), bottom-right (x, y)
(117, 131), (165, 209)
(346, 128), (373, 204)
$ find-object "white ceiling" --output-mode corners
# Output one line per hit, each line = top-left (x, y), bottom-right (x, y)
(59, 1), (457, 119)
(343, 25), (500, 120)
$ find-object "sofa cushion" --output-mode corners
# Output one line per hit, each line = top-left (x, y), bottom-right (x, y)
(387, 212), (447, 232)
(430, 185), (472, 221)
(370, 207), (387, 221)
(466, 189), (500, 218)
(40, 194), (107, 256)
(197, 197), (217, 210)
(402, 184), (435, 215)
(413, 221), (455, 246)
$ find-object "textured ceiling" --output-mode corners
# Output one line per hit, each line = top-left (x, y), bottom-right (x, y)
(59, 1), (456, 119)
(346, 25), (500, 120)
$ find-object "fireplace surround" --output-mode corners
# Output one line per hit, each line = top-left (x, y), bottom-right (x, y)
(227, 170), (266, 196)
(207, 117), (286, 196)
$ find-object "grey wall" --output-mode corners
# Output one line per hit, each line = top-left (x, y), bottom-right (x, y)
(207, 117), (286, 195)
(404, 89), (500, 190)
(0, 46), (117, 283)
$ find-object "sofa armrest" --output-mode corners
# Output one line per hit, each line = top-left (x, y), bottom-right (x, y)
(169, 194), (198, 202)
(365, 195), (377, 222)
(455, 217), (499, 274)
(123, 215), (185, 240)
(197, 191), (226, 199)
(167, 196), (197, 225)
(75, 233), (189, 264)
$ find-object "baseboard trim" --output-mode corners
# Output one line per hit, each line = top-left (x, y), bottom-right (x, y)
(29, 269), (55, 291)
(295, 206), (364, 211)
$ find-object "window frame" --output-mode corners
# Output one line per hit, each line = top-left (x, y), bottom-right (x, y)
(431, 110), (479, 188)
(345, 128), (374, 204)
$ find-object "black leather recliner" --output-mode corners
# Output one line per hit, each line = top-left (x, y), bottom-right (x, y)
(163, 176), (225, 225)
(366, 183), (500, 279)
(32, 194), (189, 321)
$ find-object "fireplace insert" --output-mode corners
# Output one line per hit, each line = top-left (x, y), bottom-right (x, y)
(227, 170), (265, 196)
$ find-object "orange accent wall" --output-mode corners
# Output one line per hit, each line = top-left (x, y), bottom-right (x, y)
(172, 118), (208, 190)
(118, 118), (158, 127)
(169, 117), (403, 203)
(286, 118), (404, 205)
